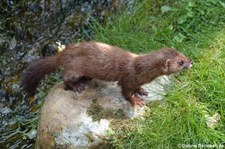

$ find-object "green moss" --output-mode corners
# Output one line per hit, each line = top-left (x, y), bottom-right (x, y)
(87, 99), (128, 122)
(85, 133), (95, 143)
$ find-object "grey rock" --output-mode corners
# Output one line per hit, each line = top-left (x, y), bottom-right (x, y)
(35, 76), (170, 148)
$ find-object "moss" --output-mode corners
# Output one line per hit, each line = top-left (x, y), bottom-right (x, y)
(87, 99), (128, 122)
(85, 133), (95, 143)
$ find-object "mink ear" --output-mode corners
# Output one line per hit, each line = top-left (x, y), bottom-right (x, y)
(164, 59), (170, 72)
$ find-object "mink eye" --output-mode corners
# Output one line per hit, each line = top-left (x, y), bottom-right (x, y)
(178, 60), (184, 66)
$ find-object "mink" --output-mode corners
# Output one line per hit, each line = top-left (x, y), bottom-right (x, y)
(22, 42), (192, 106)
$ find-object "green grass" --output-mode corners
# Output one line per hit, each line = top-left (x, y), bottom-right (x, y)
(90, 0), (225, 148)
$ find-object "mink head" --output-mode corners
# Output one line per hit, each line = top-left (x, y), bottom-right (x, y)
(160, 48), (193, 75)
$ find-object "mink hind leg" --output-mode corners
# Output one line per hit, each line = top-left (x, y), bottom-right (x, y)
(63, 71), (91, 93)
(134, 87), (148, 96)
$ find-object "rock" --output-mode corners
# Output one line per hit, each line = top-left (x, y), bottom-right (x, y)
(35, 76), (170, 148)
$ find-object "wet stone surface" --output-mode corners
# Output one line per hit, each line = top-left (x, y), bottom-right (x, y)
(0, 0), (132, 148)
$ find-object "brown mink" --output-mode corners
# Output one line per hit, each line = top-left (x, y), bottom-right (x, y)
(22, 42), (192, 106)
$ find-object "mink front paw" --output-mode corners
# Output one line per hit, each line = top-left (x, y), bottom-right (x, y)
(135, 87), (148, 96)
(131, 96), (145, 107)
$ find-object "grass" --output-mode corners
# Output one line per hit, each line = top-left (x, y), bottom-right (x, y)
(90, 0), (225, 148)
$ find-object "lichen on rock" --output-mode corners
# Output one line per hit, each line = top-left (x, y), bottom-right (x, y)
(87, 99), (128, 121)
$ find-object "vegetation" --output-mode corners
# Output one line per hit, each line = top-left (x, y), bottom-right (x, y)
(91, 0), (225, 148)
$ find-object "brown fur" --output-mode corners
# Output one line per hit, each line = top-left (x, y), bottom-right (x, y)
(22, 42), (192, 106)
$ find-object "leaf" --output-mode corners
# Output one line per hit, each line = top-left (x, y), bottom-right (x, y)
(177, 15), (187, 24)
(173, 33), (186, 43)
(152, 25), (158, 33)
(205, 113), (220, 129)
(188, 1), (195, 7)
(161, 6), (171, 13)
(168, 25), (173, 30)
(220, 2), (225, 9)
(187, 11), (194, 17)
(105, 129), (115, 135)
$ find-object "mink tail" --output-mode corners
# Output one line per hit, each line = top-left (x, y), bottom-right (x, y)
(22, 55), (59, 96)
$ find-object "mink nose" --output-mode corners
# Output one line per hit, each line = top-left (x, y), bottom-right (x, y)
(188, 60), (193, 68)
